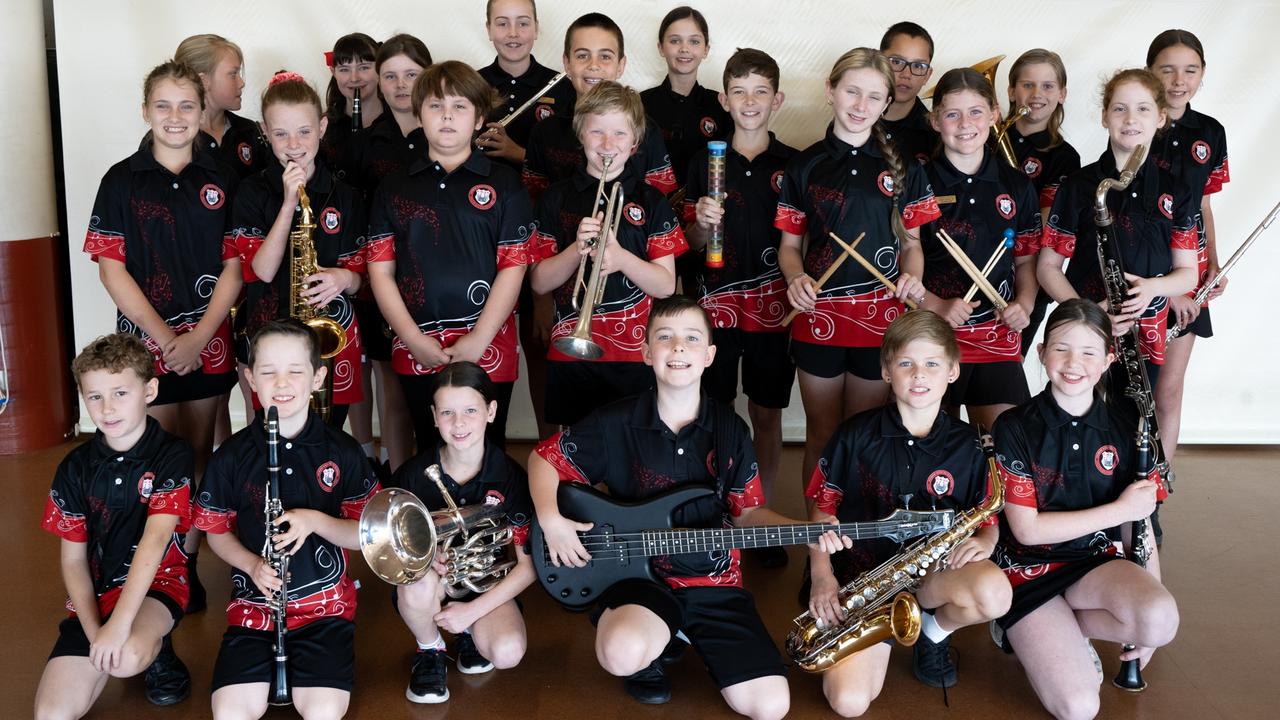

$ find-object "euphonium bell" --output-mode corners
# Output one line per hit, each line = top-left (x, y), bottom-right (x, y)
(921, 54), (1005, 100)
(554, 174), (625, 361)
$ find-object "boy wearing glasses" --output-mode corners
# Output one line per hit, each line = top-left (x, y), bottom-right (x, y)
(879, 21), (939, 164)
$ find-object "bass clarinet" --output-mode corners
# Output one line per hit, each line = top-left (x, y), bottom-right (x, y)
(264, 406), (292, 706)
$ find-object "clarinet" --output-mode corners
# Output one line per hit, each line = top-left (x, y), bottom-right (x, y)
(263, 407), (292, 706)
(1093, 145), (1164, 692)
(351, 88), (362, 134)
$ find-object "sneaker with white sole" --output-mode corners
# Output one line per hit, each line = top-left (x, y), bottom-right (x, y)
(455, 633), (494, 675)
(406, 649), (449, 704)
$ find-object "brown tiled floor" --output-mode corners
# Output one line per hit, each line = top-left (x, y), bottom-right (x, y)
(3, 440), (1276, 719)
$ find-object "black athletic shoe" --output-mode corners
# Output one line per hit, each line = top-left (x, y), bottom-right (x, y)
(144, 636), (191, 706)
(624, 659), (671, 704)
(752, 545), (790, 568)
(912, 634), (958, 689)
(185, 553), (206, 614)
(455, 633), (494, 675)
(406, 649), (449, 704)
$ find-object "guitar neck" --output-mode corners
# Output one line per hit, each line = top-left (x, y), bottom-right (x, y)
(638, 521), (903, 557)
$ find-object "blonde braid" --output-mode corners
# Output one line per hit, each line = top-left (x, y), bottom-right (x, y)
(873, 121), (909, 244)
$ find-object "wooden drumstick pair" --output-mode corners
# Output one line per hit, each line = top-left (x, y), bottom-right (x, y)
(783, 231), (916, 326)
(937, 228), (1009, 311)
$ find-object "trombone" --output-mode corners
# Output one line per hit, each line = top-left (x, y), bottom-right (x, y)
(554, 175), (626, 361)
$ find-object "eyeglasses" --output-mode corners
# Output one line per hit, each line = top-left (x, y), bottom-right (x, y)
(887, 56), (931, 77)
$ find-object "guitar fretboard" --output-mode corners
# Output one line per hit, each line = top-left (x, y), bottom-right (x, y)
(636, 521), (921, 556)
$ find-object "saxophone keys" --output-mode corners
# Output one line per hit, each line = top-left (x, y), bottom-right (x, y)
(906, 563), (918, 574)
(850, 595), (866, 609)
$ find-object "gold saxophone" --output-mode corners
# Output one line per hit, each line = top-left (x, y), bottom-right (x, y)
(291, 186), (348, 420)
(786, 435), (1004, 673)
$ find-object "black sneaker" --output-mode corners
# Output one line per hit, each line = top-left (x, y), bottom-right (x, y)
(912, 633), (958, 689)
(406, 649), (449, 704)
(455, 633), (494, 675)
(185, 553), (206, 614)
(752, 545), (790, 568)
(624, 659), (671, 705)
(144, 635), (191, 706)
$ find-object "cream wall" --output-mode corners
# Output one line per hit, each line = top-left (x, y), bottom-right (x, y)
(53, 0), (1280, 442)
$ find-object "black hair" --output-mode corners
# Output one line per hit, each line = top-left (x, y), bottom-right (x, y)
(879, 21), (934, 60)
(432, 361), (498, 407)
(646, 294), (712, 337)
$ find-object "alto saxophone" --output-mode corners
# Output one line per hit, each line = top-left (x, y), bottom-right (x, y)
(290, 186), (347, 421)
(786, 435), (1004, 673)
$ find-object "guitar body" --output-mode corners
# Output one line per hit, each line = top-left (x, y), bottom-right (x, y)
(531, 482), (714, 609)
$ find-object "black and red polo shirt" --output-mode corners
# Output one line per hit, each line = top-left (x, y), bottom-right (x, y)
(881, 99), (939, 165)
(320, 109), (360, 179)
(533, 165), (688, 363)
(1007, 126), (1082, 210)
(1043, 151), (1198, 364)
(521, 114), (677, 203)
(393, 441), (533, 550)
(365, 149), (535, 381)
(920, 148), (1042, 363)
(84, 145), (239, 376)
(806, 404), (992, 581)
(774, 124), (940, 347)
(992, 387), (1163, 588)
(41, 417), (193, 618)
(479, 55), (577, 171)
(232, 161), (367, 404)
(342, 111), (429, 197)
(535, 389), (766, 589)
(1152, 105), (1230, 296)
(194, 412), (380, 631)
(681, 133), (797, 332)
(641, 78), (732, 189)
(199, 111), (270, 179)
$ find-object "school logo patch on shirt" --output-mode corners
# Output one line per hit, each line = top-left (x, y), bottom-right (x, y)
(1022, 156), (1042, 179)
(137, 471), (155, 501)
(199, 184), (225, 210)
(484, 489), (505, 507)
(771, 170), (784, 194)
(534, 103), (555, 122)
(316, 461), (340, 492)
(926, 469), (955, 497)
(321, 207), (342, 234)
(996, 193), (1017, 220)
(624, 202), (645, 226)
(237, 142), (253, 166)
(1191, 140), (1211, 165)
(877, 171), (895, 197)
(700, 117), (718, 138)
(1095, 445), (1118, 476)
(1159, 193), (1174, 219)
(469, 184), (497, 210)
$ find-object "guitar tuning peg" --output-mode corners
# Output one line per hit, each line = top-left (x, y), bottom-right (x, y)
(900, 493), (914, 510)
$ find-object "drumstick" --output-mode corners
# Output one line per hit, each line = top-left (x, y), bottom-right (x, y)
(963, 229), (1015, 302)
(782, 232), (865, 325)
(937, 229), (1007, 310)
(831, 232), (919, 310)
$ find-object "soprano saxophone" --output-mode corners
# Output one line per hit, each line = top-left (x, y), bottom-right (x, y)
(786, 435), (1004, 672)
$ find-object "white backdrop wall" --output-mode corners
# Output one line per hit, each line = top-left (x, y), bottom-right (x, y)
(53, 0), (1280, 443)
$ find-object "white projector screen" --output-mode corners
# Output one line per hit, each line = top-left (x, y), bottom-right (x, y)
(52, 0), (1280, 443)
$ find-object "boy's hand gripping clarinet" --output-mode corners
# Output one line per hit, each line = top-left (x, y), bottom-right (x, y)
(263, 406), (293, 706)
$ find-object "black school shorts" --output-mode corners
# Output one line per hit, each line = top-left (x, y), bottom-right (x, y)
(944, 361), (1031, 408)
(590, 579), (786, 689)
(1169, 304), (1213, 340)
(791, 341), (882, 381)
(49, 590), (184, 660)
(353, 297), (392, 362)
(996, 554), (1123, 642)
(211, 617), (355, 693)
(153, 368), (237, 405)
(704, 328), (795, 409)
(545, 360), (654, 426)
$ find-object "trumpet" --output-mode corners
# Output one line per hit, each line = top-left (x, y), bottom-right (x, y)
(555, 158), (626, 360)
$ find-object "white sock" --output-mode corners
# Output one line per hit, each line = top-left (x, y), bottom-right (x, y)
(417, 634), (446, 651)
(920, 611), (952, 643)
(361, 442), (375, 458)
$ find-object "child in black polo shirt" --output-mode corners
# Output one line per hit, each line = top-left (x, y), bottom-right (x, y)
(366, 60), (535, 451)
(521, 12), (676, 203)
(991, 299), (1177, 720)
(804, 310), (1010, 711)
(530, 81), (686, 427)
(684, 48), (796, 562)
(878, 22), (940, 164)
(36, 334), (194, 716)
(232, 71), (367, 429)
(390, 362), (535, 704)
(531, 296), (849, 719)
(195, 319), (379, 718)
(321, 33), (383, 173)
(175, 34), (269, 179)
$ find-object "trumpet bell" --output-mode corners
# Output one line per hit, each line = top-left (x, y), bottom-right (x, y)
(359, 489), (438, 585)
(553, 334), (604, 361)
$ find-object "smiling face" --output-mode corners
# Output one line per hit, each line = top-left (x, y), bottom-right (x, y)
(432, 384), (496, 453)
(932, 88), (995, 160)
(658, 17), (708, 78)
(721, 71), (782, 132)
(882, 338), (959, 411)
(1039, 321), (1114, 406)
(1103, 79), (1166, 155)
(332, 58), (377, 102)
(564, 27), (626, 95)
(1150, 44), (1203, 113)
(202, 51), (244, 113)
(643, 307), (716, 390)
(143, 78), (202, 152)
(827, 67), (892, 144)
(247, 333), (325, 422)
(1010, 62), (1066, 128)
(264, 101), (327, 176)
(379, 54), (425, 114)
(420, 92), (484, 156)
(487, 0), (538, 64)
(80, 368), (158, 451)
(578, 108), (637, 179)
